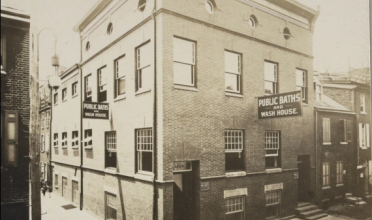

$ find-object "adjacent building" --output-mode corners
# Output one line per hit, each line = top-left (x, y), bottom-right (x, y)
(1, 6), (30, 220)
(49, 0), (323, 219)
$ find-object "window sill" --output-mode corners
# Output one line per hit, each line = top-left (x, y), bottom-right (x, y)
(225, 93), (244, 98)
(323, 142), (331, 145)
(84, 146), (93, 150)
(340, 142), (348, 145)
(135, 88), (151, 96)
(53, 146), (58, 148)
(303, 103), (309, 106)
(174, 85), (198, 92)
(54, 103), (58, 106)
(72, 94), (78, 98)
(62, 99), (67, 103)
(265, 168), (282, 174)
(54, 186), (58, 189)
(114, 95), (126, 102)
(134, 172), (154, 181)
(360, 112), (367, 115)
(360, 147), (368, 150)
(225, 171), (246, 177)
(322, 186), (331, 190)
(72, 146), (79, 149)
(62, 146), (67, 149)
(104, 167), (117, 175)
(336, 184), (344, 188)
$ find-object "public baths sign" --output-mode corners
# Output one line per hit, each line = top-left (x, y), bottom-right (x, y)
(83, 102), (109, 119)
(258, 91), (302, 119)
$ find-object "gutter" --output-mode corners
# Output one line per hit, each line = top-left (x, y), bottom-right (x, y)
(78, 29), (84, 211)
(152, 0), (158, 218)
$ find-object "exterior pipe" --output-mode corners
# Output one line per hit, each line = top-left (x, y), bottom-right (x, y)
(49, 85), (53, 190)
(314, 109), (318, 204)
(152, 0), (158, 219)
(79, 29), (84, 211)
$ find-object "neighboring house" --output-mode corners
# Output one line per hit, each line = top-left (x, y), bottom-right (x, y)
(1, 6), (30, 220)
(317, 68), (371, 199)
(39, 83), (52, 185)
(314, 90), (357, 207)
(51, 0), (319, 219)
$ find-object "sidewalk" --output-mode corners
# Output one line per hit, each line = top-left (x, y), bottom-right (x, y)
(41, 192), (101, 220)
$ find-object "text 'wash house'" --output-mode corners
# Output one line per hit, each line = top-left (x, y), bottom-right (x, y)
(50, 0), (319, 219)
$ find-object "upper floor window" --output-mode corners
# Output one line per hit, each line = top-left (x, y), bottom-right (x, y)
(296, 69), (307, 103)
(225, 51), (241, 93)
(359, 123), (370, 149)
(136, 42), (152, 92)
(340, 119), (352, 143)
(336, 161), (343, 184)
(322, 162), (330, 186)
(114, 56), (126, 98)
(98, 67), (107, 102)
(53, 133), (58, 148)
(1, 36), (6, 72)
(40, 134), (45, 152)
(105, 131), (117, 168)
(360, 93), (366, 113)
(62, 132), (68, 148)
(265, 131), (281, 169)
(136, 128), (153, 173)
(72, 131), (79, 148)
(264, 62), (278, 95)
(62, 88), (67, 102)
(173, 37), (195, 87)
(315, 84), (322, 101)
(46, 111), (50, 129)
(54, 92), (58, 105)
(41, 113), (45, 130)
(322, 118), (331, 143)
(2, 111), (19, 167)
(83, 129), (93, 149)
(85, 75), (92, 102)
(72, 82), (78, 97)
(225, 196), (245, 220)
(224, 130), (244, 172)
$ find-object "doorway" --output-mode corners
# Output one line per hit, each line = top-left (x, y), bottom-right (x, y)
(62, 177), (67, 198)
(297, 155), (311, 202)
(173, 162), (197, 220)
(72, 180), (78, 204)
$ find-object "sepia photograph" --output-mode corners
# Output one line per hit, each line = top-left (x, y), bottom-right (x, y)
(1, 0), (371, 219)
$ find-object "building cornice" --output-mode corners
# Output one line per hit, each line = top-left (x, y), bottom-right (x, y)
(59, 64), (79, 80)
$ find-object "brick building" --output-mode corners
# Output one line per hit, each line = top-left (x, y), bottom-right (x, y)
(1, 6), (30, 220)
(50, 0), (319, 219)
(317, 69), (371, 199)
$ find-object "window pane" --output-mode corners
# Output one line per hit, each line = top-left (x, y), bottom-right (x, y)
(141, 151), (152, 172)
(8, 122), (15, 139)
(264, 62), (277, 82)
(225, 73), (239, 91)
(225, 51), (240, 74)
(8, 144), (16, 162)
(174, 62), (193, 85)
(296, 70), (304, 86)
(118, 78), (126, 95)
(173, 38), (194, 64)
(139, 66), (152, 90)
(265, 81), (275, 95)
(138, 43), (151, 69)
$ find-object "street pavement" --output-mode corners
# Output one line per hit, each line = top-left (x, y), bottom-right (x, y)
(41, 192), (101, 220)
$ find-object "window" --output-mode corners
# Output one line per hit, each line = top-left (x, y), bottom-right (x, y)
(98, 67), (107, 102)
(1, 36), (6, 72)
(283, 27), (291, 40)
(359, 123), (370, 149)
(173, 37), (195, 86)
(40, 134), (45, 152)
(315, 84), (322, 101)
(296, 69), (307, 103)
(3, 111), (18, 166)
(225, 196), (244, 220)
(136, 42), (152, 91)
(264, 62), (278, 95)
(114, 56), (126, 98)
(54, 92), (58, 105)
(138, 0), (146, 12)
(265, 131), (281, 168)
(85, 41), (90, 52)
(40, 163), (45, 179)
(249, 15), (258, 29)
(105, 131), (117, 168)
(224, 130), (244, 172)
(225, 51), (241, 93)
(322, 118), (331, 143)
(105, 193), (117, 220)
(46, 111), (50, 129)
(322, 163), (330, 186)
(84, 129), (93, 149)
(336, 162), (343, 184)
(53, 133), (58, 148)
(84, 75), (92, 102)
(107, 22), (113, 35)
(340, 119), (352, 143)
(205, 0), (216, 14)
(360, 93), (365, 113)
(54, 174), (58, 188)
(346, 120), (352, 142)
(72, 82), (78, 97)
(41, 113), (45, 130)
(136, 128), (153, 173)
(62, 88), (67, 101)
(266, 190), (281, 218)
(71, 131), (79, 148)
(62, 132), (67, 148)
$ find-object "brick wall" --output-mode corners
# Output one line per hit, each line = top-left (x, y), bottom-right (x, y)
(323, 87), (354, 111)
(1, 23), (30, 220)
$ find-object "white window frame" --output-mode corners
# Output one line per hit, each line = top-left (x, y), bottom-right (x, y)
(98, 67), (107, 92)
(224, 130), (243, 153)
(62, 88), (67, 102)
(61, 132), (68, 148)
(53, 133), (58, 148)
(71, 131), (79, 149)
(225, 196), (245, 219)
(360, 93), (366, 113)
(173, 37), (196, 87)
(136, 128), (153, 174)
(115, 56), (126, 98)
(359, 123), (370, 149)
(322, 118), (331, 144)
(72, 82), (78, 97)
(106, 131), (117, 152)
(264, 61), (278, 95)
(136, 42), (152, 92)
(336, 161), (343, 184)
(83, 129), (93, 149)
(265, 190), (281, 218)
(296, 69), (307, 102)
(224, 51), (241, 93)
(85, 75), (92, 100)
(322, 162), (330, 186)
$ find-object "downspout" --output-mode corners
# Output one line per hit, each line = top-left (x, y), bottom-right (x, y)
(49, 87), (53, 190)
(78, 30), (84, 211)
(314, 109), (318, 203)
(152, 0), (158, 219)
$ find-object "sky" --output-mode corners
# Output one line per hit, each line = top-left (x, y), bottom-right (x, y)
(1, 0), (370, 80)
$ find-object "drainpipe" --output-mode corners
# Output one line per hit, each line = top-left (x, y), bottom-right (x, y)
(314, 109), (318, 203)
(49, 86), (53, 191)
(152, 0), (158, 219)
(78, 30), (84, 211)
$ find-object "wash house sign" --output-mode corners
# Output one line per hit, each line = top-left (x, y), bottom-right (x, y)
(258, 91), (302, 119)
(83, 102), (109, 119)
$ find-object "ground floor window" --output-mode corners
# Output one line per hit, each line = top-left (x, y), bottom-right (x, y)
(54, 174), (58, 188)
(72, 181), (79, 204)
(225, 196), (245, 220)
(322, 163), (330, 186)
(136, 128), (153, 173)
(336, 161), (343, 184)
(105, 192), (117, 220)
(266, 190), (281, 218)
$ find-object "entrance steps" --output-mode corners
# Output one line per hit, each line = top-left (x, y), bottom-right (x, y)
(294, 202), (328, 220)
